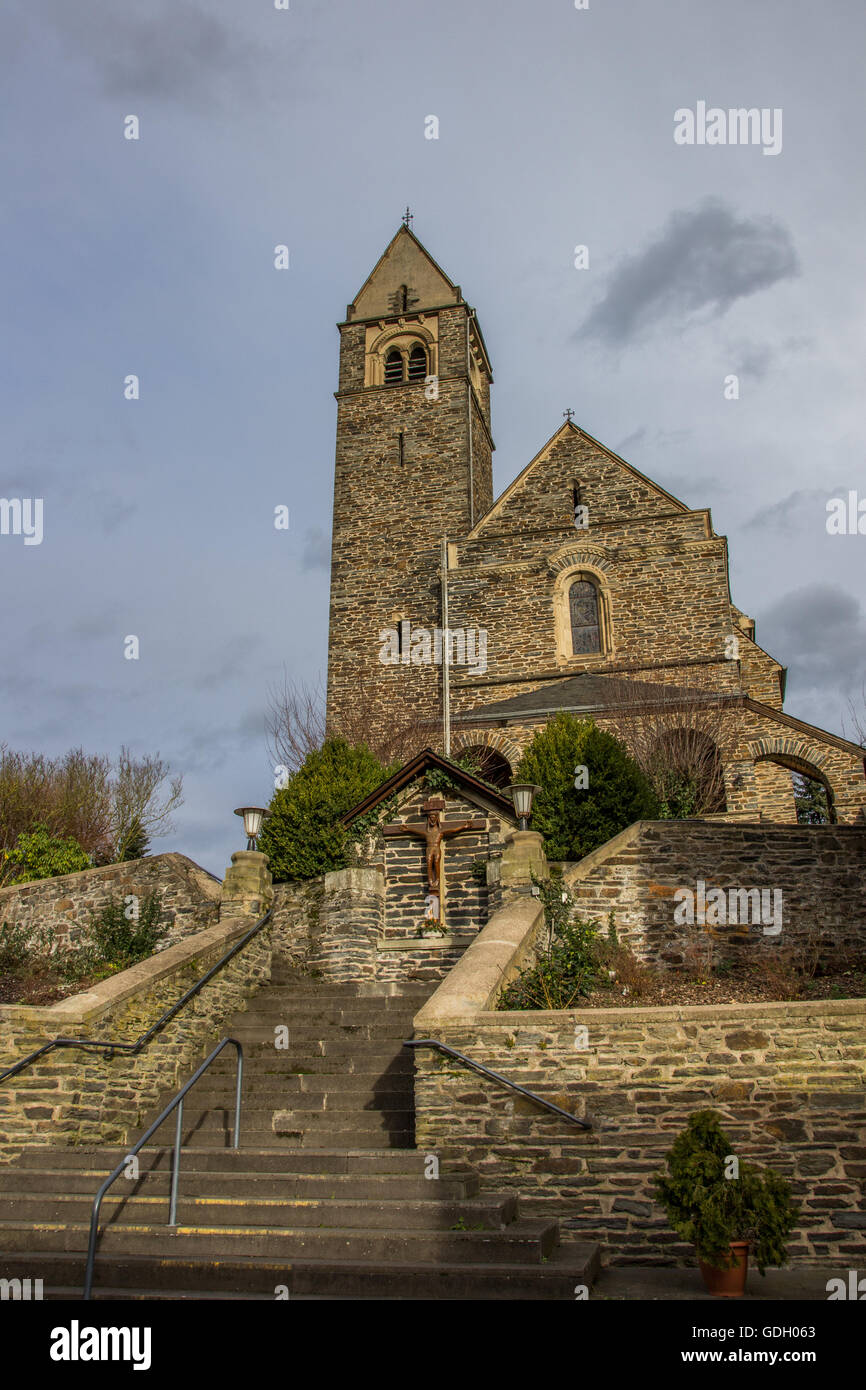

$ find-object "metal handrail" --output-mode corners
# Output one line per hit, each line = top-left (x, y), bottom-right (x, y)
(0, 908), (272, 1085)
(404, 1038), (592, 1130)
(83, 1035), (243, 1300)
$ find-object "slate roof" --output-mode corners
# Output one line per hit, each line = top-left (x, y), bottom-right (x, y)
(455, 672), (721, 722)
(338, 747), (517, 827)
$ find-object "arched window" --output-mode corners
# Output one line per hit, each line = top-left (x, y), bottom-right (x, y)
(569, 579), (600, 654)
(407, 344), (427, 380)
(384, 349), (403, 384)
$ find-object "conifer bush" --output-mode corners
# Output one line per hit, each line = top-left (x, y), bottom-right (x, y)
(258, 738), (397, 882)
(652, 1110), (799, 1273)
(514, 713), (658, 861)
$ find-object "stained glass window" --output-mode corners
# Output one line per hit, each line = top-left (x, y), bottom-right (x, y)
(569, 579), (600, 654)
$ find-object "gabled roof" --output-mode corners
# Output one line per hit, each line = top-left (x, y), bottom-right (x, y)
(470, 420), (692, 537)
(456, 672), (723, 723)
(339, 748), (516, 826)
(345, 225), (462, 322)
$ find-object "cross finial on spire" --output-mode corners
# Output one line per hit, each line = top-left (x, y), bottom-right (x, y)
(402, 206), (414, 228)
(563, 408), (575, 423)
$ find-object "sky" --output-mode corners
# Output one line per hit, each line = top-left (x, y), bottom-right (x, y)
(1, 0), (864, 875)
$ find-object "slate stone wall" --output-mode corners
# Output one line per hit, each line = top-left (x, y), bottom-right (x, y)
(0, 853), (221, 953)
(562, 820), (866, 969)
(412, 999), (866, 1267)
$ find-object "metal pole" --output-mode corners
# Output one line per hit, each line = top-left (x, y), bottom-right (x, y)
(441, 536), (450, 757)
(169, 1100), (183, 1225)
(232, 1043), (243, 1149)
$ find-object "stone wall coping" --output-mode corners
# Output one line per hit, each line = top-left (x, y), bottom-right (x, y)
(376, 934), (476, 952)
(0, 914), (256, 1031)
(0, 850), (223, 905)
(432, 994), (866, 1029)
(413, 896), (545, 1026)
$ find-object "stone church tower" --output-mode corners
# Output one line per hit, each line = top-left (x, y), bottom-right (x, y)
(326, 224), (494, 734)
(326, 225), (866, 826)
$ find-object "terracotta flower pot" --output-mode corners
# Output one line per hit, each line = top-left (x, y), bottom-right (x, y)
(698, 1241), (749, 1297)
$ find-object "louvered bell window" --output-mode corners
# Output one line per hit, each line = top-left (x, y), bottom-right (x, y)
(384, 349), (403, 384)
(407, 344), (427, 380)
(569, 579), (601, 655)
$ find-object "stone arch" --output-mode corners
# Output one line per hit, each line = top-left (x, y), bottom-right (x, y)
(547, 543), (614, 578)
(551, 560), (613, 664)
(367, 324), (437, 386)
(651, 727), (727, 814)
(452, 730), (520, 788)
(747, 736), (837, 824)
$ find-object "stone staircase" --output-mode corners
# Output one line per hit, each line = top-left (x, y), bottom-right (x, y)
(0, 958), (599, 1298)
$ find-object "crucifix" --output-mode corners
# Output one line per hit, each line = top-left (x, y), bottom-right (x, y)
(563, 408), (575, 423)
(383, 797), (486, 924)
(402, 206), (414, 228)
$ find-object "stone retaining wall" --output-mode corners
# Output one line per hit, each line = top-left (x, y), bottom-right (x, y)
(0, 853), (221, 953)
(0, 915), (272, 1162)
(564, 820), (866, 969)
(411, 899), (866, 1267)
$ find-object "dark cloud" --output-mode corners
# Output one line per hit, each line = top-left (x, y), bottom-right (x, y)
(731, 342), (773, 381)
(22, 0), (267, 104)
(191, 634), (264, 691)
(302, 527), (331, 571)
(580, 199), (800, 345)
(760, 584), (866, 693)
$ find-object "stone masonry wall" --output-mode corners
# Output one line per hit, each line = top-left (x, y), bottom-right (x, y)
(0, 853), (221, 953)
(563, 821), (866, 969)
(412, 999), (866, 1267)
(0, 916), (273, 1162)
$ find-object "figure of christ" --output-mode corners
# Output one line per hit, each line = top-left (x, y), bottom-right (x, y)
(383, 798), (487, 917)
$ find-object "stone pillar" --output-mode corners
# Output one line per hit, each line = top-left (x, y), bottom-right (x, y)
(312, 866), (386, 982)
(499, 830), (547, 897)
(220, 850), (274, 919)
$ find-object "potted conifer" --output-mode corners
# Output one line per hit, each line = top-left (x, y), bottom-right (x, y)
(652, 1110), (799, 1297)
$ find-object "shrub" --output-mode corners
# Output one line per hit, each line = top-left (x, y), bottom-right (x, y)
(0, 920), (33, 974)
(515, 713), (658, 861)
(2, 823), (91, 884)
(498, 878), (601, 1010)
(652, 1110), (799, 1273)
(85, 890), (168, 970)
(258, 738), (398, 883)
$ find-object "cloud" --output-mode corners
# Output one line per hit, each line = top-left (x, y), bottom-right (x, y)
(579, 199), (800, 345)
(743, 488), (844, 532)
(760, 584), (866, 694)
(22, 0), (268, 105)
(301, 527), (331, 571)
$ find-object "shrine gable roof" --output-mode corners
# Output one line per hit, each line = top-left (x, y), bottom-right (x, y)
(338, 748), (517, 827)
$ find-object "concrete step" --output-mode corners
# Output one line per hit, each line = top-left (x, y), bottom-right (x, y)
(188, 1073), (413, 1097)
(0, 1245), (601, 1299)
(140, 1107), (414, 1136)
(178, 1129), (416, 1150)
(0, 1192), (514, 1231)
(173, 1089), (411, 1113)
(10, 1146), (438, 1175)
(0, 1217), (561, 1264)
(0, 1168), (478, 1200)
(218, 1025), (414, 1043)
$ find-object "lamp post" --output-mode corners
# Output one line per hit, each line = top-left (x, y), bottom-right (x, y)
(234, 806), (271, 851)
(220, 806), (274, 919)
(508, 783), (542, 833)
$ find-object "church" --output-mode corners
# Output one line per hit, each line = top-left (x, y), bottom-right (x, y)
(326, 223), (866, 824)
